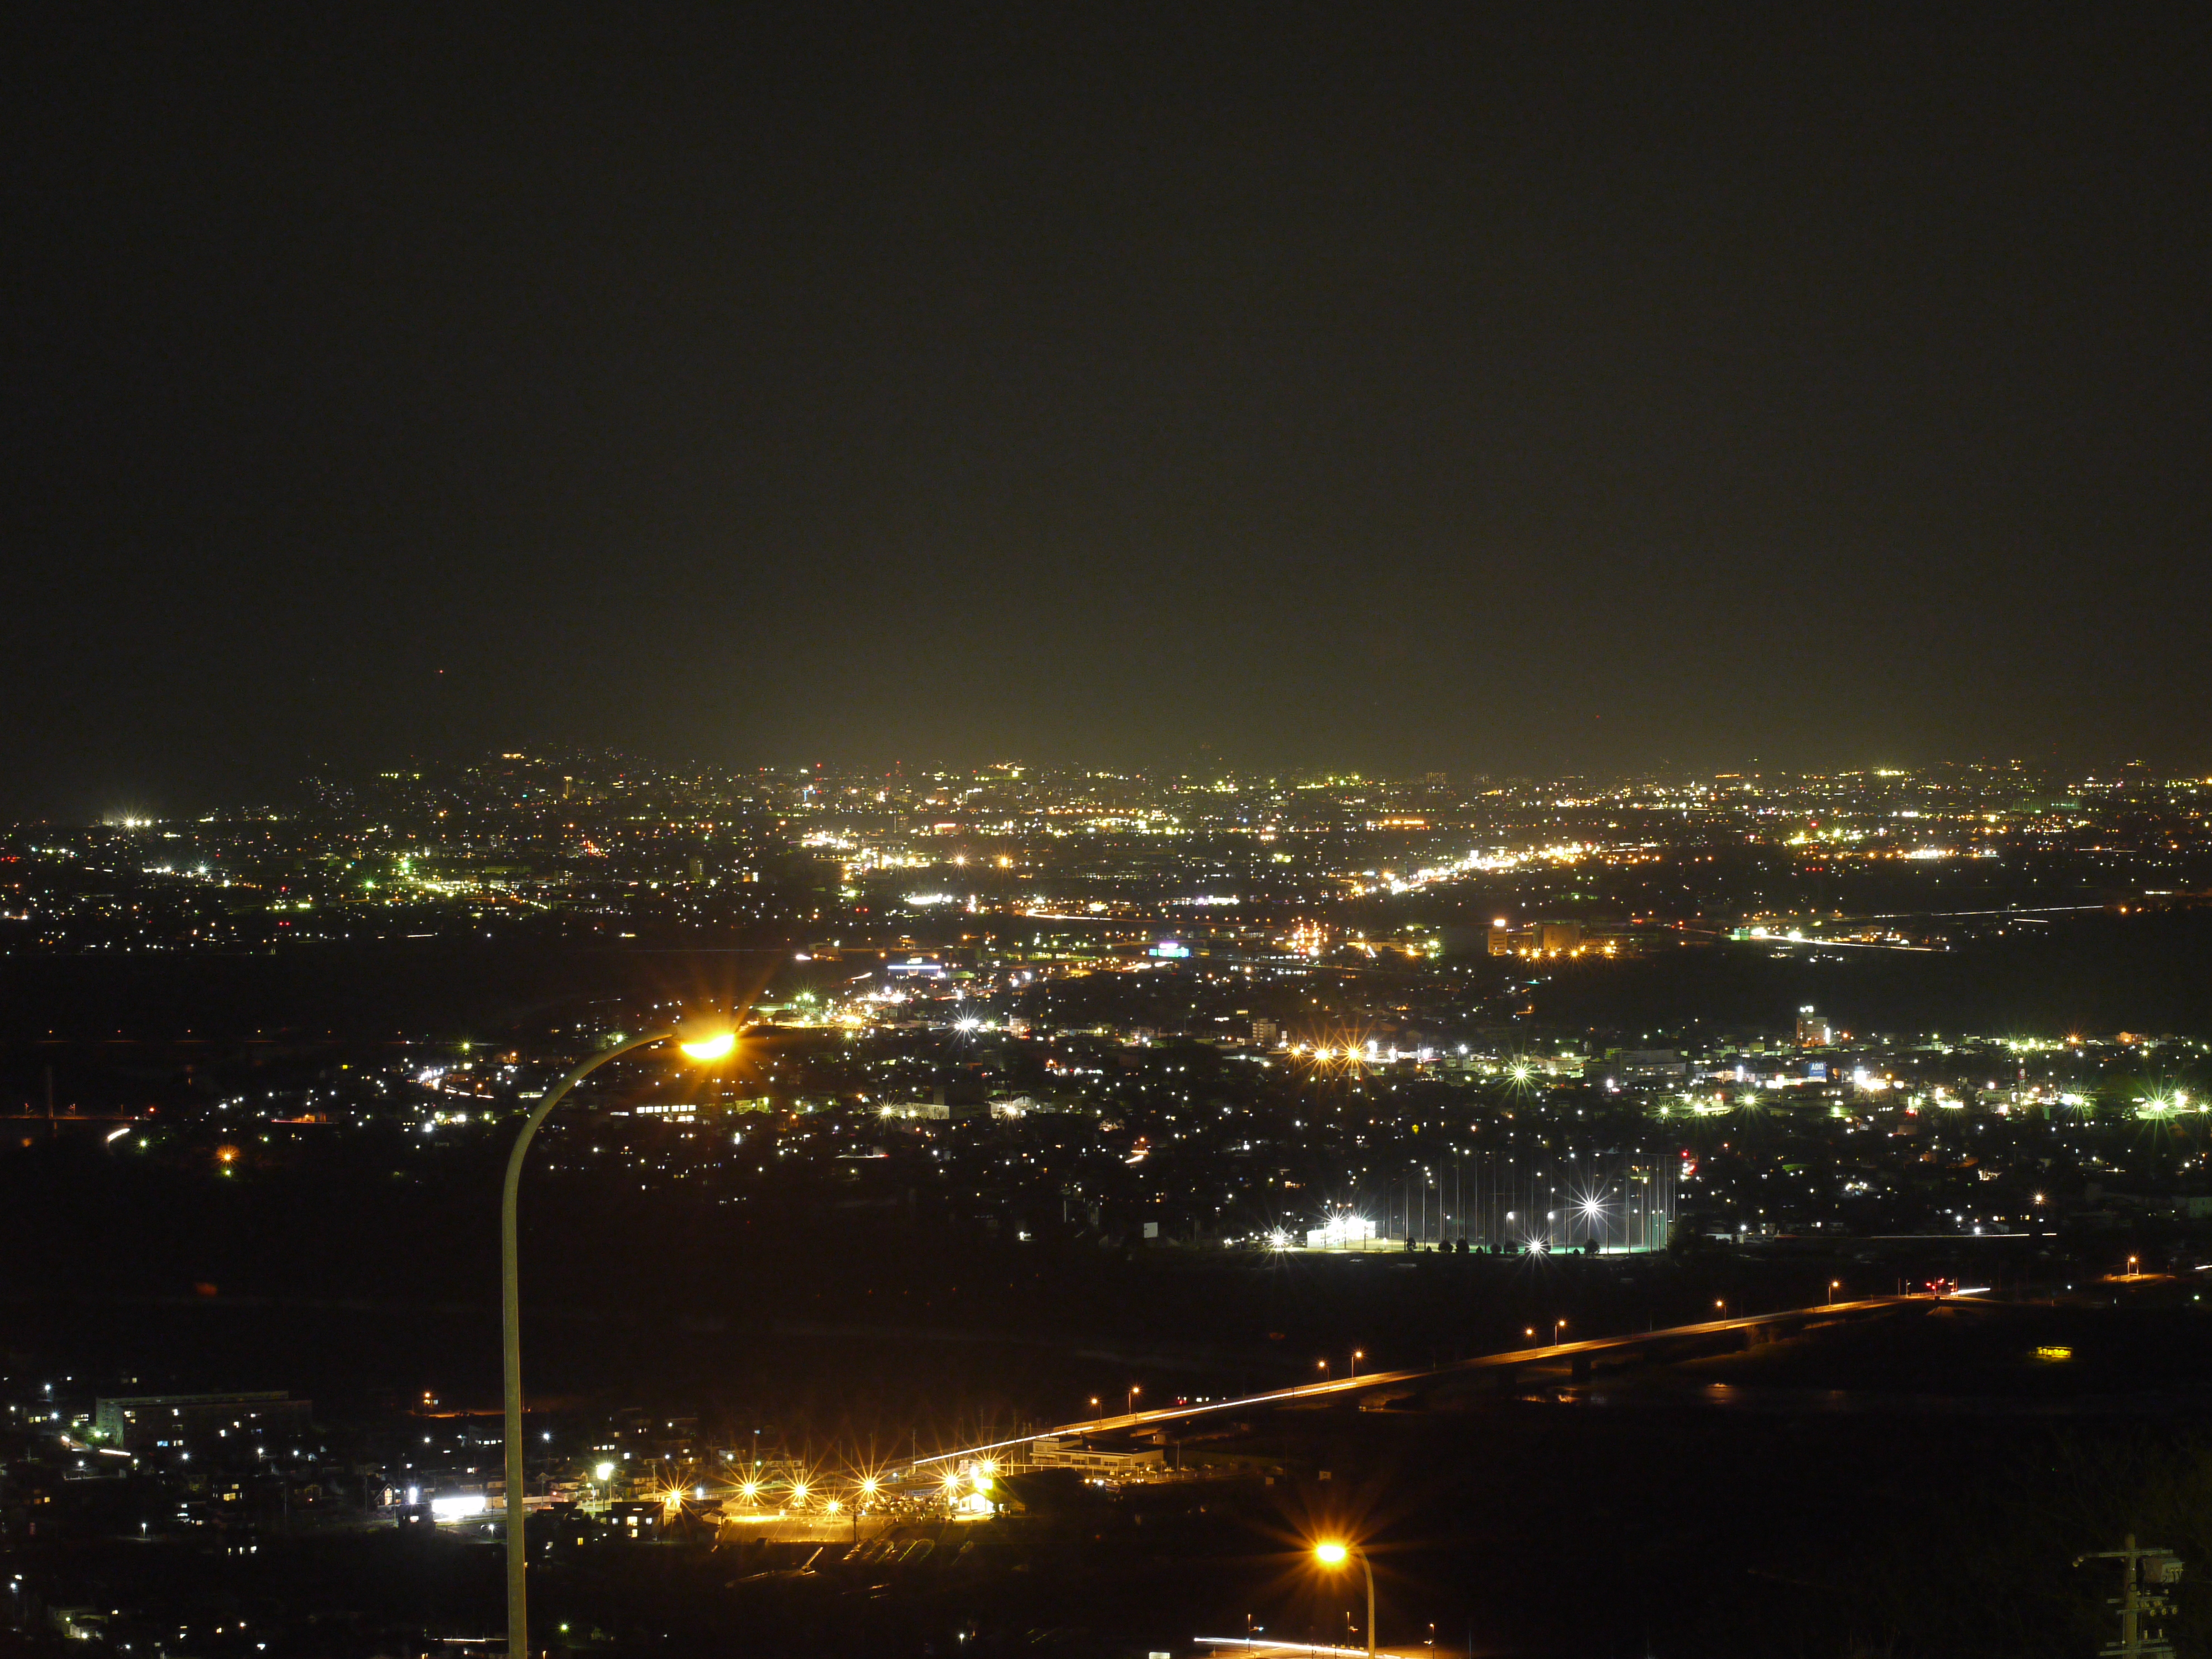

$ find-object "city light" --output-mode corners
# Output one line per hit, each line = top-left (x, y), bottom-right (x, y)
(9, 766), (2199, 1589)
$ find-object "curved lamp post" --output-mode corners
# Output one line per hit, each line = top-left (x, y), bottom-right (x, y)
(1314, 1540), (1376, 1657)
(503, 1015), (737, 1659)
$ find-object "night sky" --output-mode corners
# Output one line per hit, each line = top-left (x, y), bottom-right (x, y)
(8, 7), (2209, 815)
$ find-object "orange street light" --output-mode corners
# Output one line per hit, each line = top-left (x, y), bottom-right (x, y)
(677, 1027), (738, 1062)
(1313, 1541), (1376, 1657)
(851, 1474), (879, 1542)
(502, 1010), (738, 1659)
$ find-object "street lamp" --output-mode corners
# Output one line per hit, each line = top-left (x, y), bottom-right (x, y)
(1552, 1318), (1567, 1346)
(1126, 1385), (1141, 1416)
(853, 1475), (878, 1542)
(1829, 1279), (1841, 1305)
(1349, 1348), (1364, 1378)
(502, 1012), (737, 1659)
(1314, 1540), (1376, 1657)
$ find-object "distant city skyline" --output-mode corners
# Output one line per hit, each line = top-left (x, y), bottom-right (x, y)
(47, 750), (2212, 829)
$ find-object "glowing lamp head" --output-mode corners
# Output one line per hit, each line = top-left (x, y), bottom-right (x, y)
(675, 1016), (738, 1063)
(1314, 1541), (1350, 1567)
(593, 1462), (615, 1482)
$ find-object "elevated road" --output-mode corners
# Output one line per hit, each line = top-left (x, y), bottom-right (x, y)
(916, 1296), (1922, 1467)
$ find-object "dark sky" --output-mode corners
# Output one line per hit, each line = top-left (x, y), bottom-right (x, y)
(8, 6), (2209, 815)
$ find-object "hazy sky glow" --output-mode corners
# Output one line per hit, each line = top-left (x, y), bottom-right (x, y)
(9, 8), (2210, 813)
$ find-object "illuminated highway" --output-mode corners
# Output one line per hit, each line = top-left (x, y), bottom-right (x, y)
(915, 1295), (1923, 1469)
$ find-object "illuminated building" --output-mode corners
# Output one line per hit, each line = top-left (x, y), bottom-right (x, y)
(95, 1390), (311, 1453)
